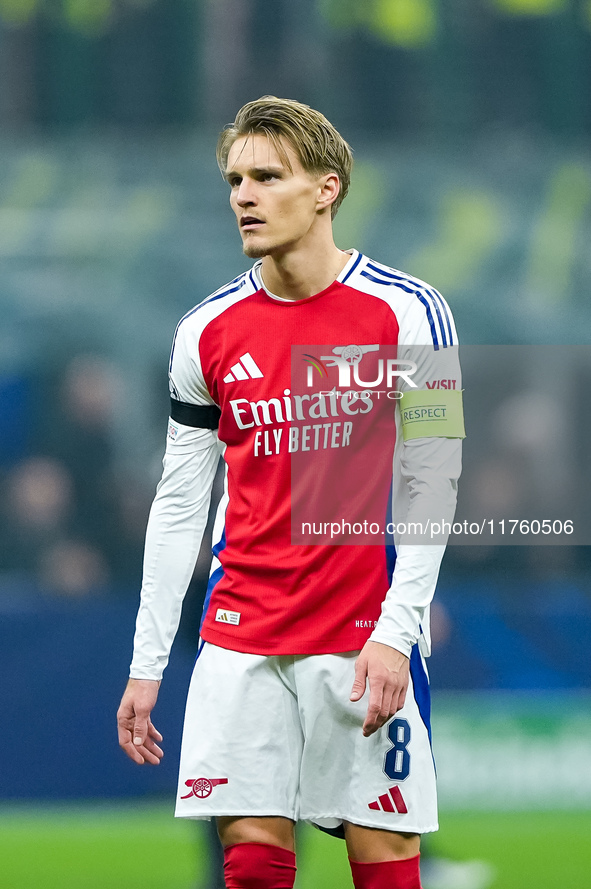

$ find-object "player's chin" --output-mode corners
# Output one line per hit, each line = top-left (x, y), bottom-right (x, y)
(242, 238), (271, 259)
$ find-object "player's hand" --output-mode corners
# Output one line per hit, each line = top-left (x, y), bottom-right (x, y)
(350, 641), (410, 737)
(117, 678), (163, 765)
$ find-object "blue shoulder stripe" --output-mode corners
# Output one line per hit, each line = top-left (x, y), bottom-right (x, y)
(367, 262), (455, 346)
(422, 289), (447, 347)
(360, 270), (441, 350)
(199, 276), (247, 308)
(341, 251), (363, 283)
(366, 261), (410, 283)
(414, 293), (441, 351)
(428, 288), (454, 346)
(361, 270), (417, 293)
(362, 264), (451, 350)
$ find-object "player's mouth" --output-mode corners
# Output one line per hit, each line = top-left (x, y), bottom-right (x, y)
(240, 216), (265, 231)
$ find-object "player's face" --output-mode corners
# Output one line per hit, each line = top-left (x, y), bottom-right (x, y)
(225, 133), (326, 259)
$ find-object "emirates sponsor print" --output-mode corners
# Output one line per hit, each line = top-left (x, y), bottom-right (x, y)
(220, 344), (415, 545)
(290, 344), (399, 545)
(227, 344), (416, 457)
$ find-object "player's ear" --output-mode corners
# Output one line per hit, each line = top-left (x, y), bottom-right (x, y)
(316, 172), (341, 214)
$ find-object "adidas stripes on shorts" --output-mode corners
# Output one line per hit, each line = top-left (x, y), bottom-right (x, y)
(174, 642), (438, 835)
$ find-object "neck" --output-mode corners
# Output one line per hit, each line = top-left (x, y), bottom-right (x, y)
(260, 238), (351, 301)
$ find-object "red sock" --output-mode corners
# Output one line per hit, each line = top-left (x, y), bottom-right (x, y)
(223, 842), (296, 889)
(349, 854), (422, 889)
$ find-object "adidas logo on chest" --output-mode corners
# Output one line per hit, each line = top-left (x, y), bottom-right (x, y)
(223, 352), (264, 384)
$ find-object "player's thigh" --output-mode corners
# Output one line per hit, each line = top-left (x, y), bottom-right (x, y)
(217, 815), (296, 852)
(175, 643), (303, 820)
(296, 647), (437, 835)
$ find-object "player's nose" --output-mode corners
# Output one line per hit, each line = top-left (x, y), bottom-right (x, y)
(236, 178), (257, 207)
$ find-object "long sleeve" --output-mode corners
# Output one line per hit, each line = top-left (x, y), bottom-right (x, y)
(369, 296), (463, 658)
(129, 423), (220, 680)
(369, 436), (461, 658)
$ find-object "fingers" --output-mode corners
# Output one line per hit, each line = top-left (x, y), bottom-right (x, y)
(349, 654), (368, 702)
(362, 681), (396, 737)
(128, 716), (163, 765)
(118, 720), (163, 766)
(117, 679), (163, 766)
(117, 723), (147, 765)
(139, 720), (164, 764)
(148, 720), (163, 743)
(361, 667), (409, 736)
(361, 680), (408, 736)
(396, 683), (407, 713)
(132, 712), (149, 749)
(135, 734), (164, 766)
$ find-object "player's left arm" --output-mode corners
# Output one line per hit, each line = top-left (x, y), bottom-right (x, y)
(352, 295), (465, 736)
(352, 439), (463, 736)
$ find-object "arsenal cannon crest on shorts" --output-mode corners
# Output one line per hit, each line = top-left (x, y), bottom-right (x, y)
(180, 777), (229, 799)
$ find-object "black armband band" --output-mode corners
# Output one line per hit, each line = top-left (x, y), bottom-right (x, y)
(170, 398), (221, 429)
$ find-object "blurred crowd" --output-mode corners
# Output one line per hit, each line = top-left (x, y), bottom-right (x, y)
(0, 355), (152, 597)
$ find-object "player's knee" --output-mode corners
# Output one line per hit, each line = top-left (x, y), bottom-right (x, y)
(217, 815), (295, 850)
(345, 823), (420, 863)
(223, 842), (296, 889)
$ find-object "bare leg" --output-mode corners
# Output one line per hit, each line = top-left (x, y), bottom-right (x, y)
(344, 823), (420, 862)
(217, 815), (296, 852)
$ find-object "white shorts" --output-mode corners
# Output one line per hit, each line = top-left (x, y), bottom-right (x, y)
(174, 642), (438, 835)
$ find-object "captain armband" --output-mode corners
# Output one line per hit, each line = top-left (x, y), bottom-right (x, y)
(399, 389), (465, 441)
(170, 397), (221, 430)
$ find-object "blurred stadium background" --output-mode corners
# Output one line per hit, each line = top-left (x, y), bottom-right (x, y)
(1, 1), (590, 887)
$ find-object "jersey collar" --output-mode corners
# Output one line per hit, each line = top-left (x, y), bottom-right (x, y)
(251, 250), (360, 303)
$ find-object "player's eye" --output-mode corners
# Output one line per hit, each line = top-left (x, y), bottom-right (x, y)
(228, 177), (241, 188)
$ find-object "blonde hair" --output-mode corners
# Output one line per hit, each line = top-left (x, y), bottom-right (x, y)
(216, 96), (353, 218)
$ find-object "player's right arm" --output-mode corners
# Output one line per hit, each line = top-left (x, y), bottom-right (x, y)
(117, 678), (163, 765)
(118, 314), (220, 764)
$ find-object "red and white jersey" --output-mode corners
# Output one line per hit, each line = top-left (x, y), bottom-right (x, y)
(130, 251), (461, 679)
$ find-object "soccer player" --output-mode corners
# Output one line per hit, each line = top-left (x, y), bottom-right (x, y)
(117, 96), (463, 889)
